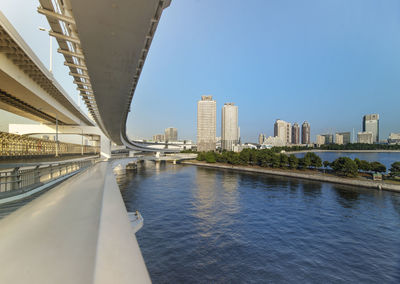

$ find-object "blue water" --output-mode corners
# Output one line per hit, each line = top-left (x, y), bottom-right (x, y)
(118, 161), (400, 283)
(294, 151), (400, 172)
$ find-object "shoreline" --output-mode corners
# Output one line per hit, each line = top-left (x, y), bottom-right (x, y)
(181, 160), (400, 193)
(287, 149), (400, 154)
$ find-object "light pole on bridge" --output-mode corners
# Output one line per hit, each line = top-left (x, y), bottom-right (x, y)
(38, 27), (53, 73)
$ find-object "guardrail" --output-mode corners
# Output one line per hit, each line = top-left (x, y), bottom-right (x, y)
(0, 159), (95, 198)
(0, 131), (100, 159)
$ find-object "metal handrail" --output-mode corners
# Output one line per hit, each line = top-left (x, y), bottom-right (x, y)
(0, 159), (95, 197)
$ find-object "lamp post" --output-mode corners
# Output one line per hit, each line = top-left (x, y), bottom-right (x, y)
(38, 27), (52, 73)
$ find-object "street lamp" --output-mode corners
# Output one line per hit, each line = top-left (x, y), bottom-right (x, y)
(38, 27), (52, 73)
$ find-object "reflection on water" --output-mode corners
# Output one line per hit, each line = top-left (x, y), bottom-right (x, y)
(118, 164), (400, 283)
(334, 186), (360, 209)
(302, 181), (322, 197)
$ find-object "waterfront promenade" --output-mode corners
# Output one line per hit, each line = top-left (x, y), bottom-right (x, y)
(182, 160), (400, 193)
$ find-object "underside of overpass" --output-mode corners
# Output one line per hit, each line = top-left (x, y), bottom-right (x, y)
(38, 0), (171, 151)
(0, 11), (93, 126)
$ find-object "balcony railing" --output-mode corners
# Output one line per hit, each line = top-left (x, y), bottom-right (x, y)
(0, 131), (99, 159)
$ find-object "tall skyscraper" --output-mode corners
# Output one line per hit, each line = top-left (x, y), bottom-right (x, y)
(197, 96), (217, 152)
(164, 127), (178, 142)
(363, 114), (379, 143)
(221, 103), (239, 151)
(274, 119), (291, 145)
(301, 121), (311, 144)
(291, 123), (300, 145)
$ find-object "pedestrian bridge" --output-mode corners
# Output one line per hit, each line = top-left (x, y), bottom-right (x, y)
(0, 0), (173, 283)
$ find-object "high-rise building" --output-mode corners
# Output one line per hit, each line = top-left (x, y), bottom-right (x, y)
(301, 121), (311, 144)
(164, 127), (178, 142)
(292, 123), (300, 145)
(258, 133), (265, 145)
(335, 132), (351, 145)
(274, 119), (291, 145)
(358, 132), (373, 144)
(197, 96), (217, 152)
(153, 134), (165, 142)
(363, 114), (379, 143)
(221, 103), (239, 151)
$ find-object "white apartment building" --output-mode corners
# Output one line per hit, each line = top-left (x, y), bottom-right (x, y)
(274, 119), (291, 145)
(197, 95), (216, 152)
(221, 103), (239, 151)
(358, 132), (373, 144)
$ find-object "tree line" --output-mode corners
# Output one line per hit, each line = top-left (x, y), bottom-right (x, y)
(196, 149), (400, 179)
(270, 143), (400, 153)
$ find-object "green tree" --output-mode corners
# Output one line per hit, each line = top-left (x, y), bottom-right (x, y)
(197, 152), (206, 161)
(354, 158), (361, 168)
(370, 161), (386, 173)
(279, 153), (289, 168)
(288, 154), (299, 169)
(205, 151), (216, 163)
(308, 153), (322, 169)
(331, 157), (358, 177)
(239, 149), (251, 165)
(271, 153), (280, 168)
(389, 162), (400, 178)
(359, 160), (371, 172)
(300, 154), (312, 169)
(323, 161), (330, 169)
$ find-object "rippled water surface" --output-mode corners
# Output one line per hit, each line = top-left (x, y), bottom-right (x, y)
(118, 161), (400, 283)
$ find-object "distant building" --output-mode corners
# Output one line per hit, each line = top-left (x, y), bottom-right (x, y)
(316, 134), (333, 145)
(233, 143), (257, 153)
(358, 132), (373, 144)
(336, 132), (351, 145)
(292, 123), (300, 145)
(274, 119), (291, 145)
(316, 135), (325, 146)
(262, 136), (286, 147)
(323, 134), (334, 144)
(197, 95), (217, 151)
(258, 133), (265, 145)
(221, 103), (239, 151)
(335, 133), (344, 145)
(301, 121), (311, 144)
(388, 133), (400, 144)
(363, 114), (379, 143)
(164, 127), (178, 142)
(153, 134), (165, 142)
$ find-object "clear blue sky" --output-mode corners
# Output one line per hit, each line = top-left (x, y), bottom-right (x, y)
(1, 0), (400, 142)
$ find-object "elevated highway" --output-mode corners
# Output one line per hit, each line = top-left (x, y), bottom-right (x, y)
(38, 0), (171, 151)
(0, 11), (92, 126)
